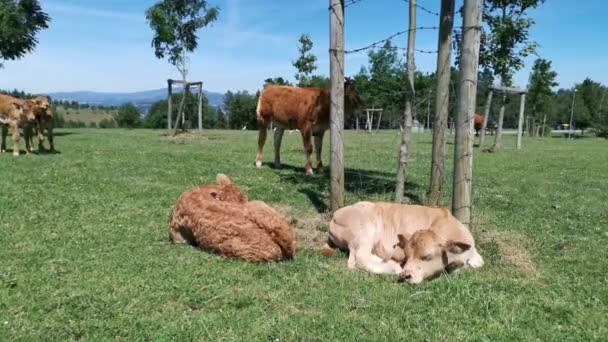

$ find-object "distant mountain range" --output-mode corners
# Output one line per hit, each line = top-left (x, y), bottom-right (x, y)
(48, 88), (224, 114)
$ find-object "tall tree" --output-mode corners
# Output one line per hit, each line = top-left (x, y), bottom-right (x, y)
(115, 104), (142, 129)
(457, 0), (544, 147)
(146, 0), (219, 135)
(292, 34), (318, 87)
(395, 0), (416, 203)
(0, 0), (50, 68)
(527, 58), (557, 135)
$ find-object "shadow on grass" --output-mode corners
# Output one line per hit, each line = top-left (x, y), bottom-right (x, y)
(1, 149), (61, 156)
(264, 163), (423, 213)
(53, 131), (76, 137)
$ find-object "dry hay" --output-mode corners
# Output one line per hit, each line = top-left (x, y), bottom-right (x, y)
(474, 217), (538, 276)
(271, 204), (330, 248)
(166, 132), (209, 142)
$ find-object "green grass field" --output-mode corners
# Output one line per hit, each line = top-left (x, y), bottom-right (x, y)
(1, 129), (606, 340)
(57, 106), (115, 125)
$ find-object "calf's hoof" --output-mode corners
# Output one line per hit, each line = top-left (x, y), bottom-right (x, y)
(305, 168), (314, 176)
(255, 161), (262, 168)
(274, 162), (282, 169)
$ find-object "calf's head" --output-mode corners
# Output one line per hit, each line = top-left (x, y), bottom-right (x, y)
(394, 230), (484, 284)
(344, 78), (363, 112)
(30, 96), (52, 118)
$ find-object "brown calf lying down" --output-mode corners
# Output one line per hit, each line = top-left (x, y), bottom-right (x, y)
(169, 174), (297, 262)
(0, 94), (36, 156)
(326, 201), (484, 284)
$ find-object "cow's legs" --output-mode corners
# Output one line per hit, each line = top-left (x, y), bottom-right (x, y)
(354, 247), (402, 274)
(47, 126), (55, 153)
(300, 128), (314, 176)
(24, 126), (33, 154)
(255, 118), (270, 168)
(313, 131), (325, 174)
(0, 124), (6, 153)
(10, 123), (20, 156)
(273, 125), (285, 168)
(37, 122), (46, 153)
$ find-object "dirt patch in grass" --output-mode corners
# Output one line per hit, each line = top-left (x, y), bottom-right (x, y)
(475, 218), (538, 276)
(271, 204), (330, 248)
(165, 132), (209, 142)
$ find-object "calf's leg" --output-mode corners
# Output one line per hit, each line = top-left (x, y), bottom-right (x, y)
(314, 131), (325, 174)
(255, 118), (269, 168)
(300, 128), (314, 176)
(10, 123), (20, 156)
(273, 125), (285, 168)
(0, 124), (7, 153)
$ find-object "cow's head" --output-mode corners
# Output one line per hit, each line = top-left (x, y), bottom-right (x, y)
(10, 101), (25, 118)
(20, 101), (37, 122)
(344, 77), (363, 111)
(30, 96), (53, 118)
(209, 173), (248, 203)
(394, 230), (484, 284)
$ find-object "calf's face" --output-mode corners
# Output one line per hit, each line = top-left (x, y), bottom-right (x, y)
(394, 230), (482, 284)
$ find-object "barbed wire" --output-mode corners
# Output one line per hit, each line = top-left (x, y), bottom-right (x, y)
(329, 0), (365, 10)
(401, 0), (439, 16)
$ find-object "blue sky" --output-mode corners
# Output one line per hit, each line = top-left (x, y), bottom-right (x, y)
(1, 0), (606, 94)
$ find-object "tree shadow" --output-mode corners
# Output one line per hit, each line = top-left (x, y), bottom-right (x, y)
(1, 149), (61, 156)
(53, 131), (76, 137)
(263, 162), (424, 213)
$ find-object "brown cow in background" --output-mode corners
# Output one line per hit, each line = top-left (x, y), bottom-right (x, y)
(474, 114), (496, 137)
(0, 94), (36, 156)
(28, 95), (55, 153)
(255, 79), (362, 175)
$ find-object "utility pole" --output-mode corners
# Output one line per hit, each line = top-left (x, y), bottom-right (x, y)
(329, 0), (345, 211)
(452, 0), (483, 228)
(428, 0), (455, 205)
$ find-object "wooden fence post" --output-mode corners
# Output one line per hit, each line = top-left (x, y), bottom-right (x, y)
(428, 0), (455, 205)
(516, 93), (526, 150)
(198, 85), (203, 131)
(329, 0), (345, 211)
(167, 80), (173, 134)
(452, 0), (482, 228)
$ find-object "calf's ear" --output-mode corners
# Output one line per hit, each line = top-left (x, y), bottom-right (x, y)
(396, 234), (407, 248)
(216, 174), (233, 186)
(446, 241), (471, 254)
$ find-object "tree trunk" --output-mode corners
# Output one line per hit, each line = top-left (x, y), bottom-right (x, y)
(428, 0), (455, 205)
(377, 110), (383, 131)
(167, 80), (173, 134)
(517, 94), (526, 150)
(541, 114), (547, 136)
(452, 0), (482, 229)
(494, 94), (506, 149)
(395, 0), (417, 203)
(479, 90), (493, 148)
(329, 0), (345, 211)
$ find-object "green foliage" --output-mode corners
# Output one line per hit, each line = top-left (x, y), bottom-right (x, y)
(292, 34), (318, 87)
(99, 118), (117, 129)
(0, 0), (50, 67)
(146, 0), (219, 78)
(456, 0), (544, 85)
(224, 91), (257, 130)
(527, 58), (558, 128)
(264, 77), (292, 87)
(114, 104), (142, 129)
(215, 108), (227, 129)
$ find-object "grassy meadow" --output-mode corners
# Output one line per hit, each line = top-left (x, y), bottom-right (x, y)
(1, 129), (607, 340)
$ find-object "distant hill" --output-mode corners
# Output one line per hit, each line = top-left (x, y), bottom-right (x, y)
(48, 88), (224, 114)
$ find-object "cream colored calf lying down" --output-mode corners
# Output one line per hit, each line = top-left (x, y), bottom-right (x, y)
(325, 201), (484, 284)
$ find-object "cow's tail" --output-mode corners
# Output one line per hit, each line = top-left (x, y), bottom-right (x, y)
(255, 92), (264, 123)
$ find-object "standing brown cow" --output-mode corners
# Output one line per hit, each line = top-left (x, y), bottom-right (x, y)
(28, 95), (55, 153)
(474, 114), (484, 136)
(0, 94), (36, 156)
(255, 80), (362, 175)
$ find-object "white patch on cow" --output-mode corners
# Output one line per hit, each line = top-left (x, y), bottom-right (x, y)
(0, 118), (8, 124)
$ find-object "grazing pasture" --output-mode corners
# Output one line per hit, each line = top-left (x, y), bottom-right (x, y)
(0, 129), (606, 340)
